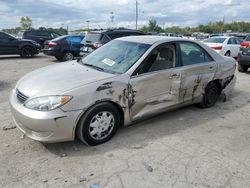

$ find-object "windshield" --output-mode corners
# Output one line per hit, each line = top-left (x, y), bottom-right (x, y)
(17, 31), (24, 38)
(204, 37), (226, 43)
(80, 40), (151, 74)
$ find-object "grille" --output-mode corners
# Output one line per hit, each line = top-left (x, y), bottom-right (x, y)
(16, 89), (29, 104)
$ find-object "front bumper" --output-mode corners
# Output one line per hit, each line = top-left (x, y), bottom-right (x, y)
(9, 90), (83, 143)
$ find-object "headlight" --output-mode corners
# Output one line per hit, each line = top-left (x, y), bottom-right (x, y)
(24, 96), (72, 111)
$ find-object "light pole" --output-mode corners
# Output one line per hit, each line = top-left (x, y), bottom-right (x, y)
(110, 12), (114, 28)
(86, 20), (90, 30)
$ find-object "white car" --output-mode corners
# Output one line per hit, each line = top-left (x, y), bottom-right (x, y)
(203, 36), (241, 58)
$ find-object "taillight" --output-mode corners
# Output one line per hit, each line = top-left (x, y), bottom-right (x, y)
(240, 42), (250, 48)
(211, 46), (222, 50)
(48, 42), (57, 47)
(93, 42), (103, 49)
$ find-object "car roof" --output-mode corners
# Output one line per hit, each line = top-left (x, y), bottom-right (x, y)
(89, 29), (143, 34)
(210, 36), (233, 39)
(115, 35), (190, 45)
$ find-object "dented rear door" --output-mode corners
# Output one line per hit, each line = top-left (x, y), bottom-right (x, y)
(178, 41), (217, 103)
(129, 68), (181, 121)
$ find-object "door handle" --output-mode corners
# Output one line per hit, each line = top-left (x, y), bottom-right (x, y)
(169, 73), (180, 79)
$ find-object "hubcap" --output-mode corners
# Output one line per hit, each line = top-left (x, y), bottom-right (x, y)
(89, 111), (115, 140)
(23, 48), (32, 57)
(65, 53), (73, 61)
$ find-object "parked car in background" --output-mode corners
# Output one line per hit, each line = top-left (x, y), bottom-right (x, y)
(159, 33), (177, 37)
(240, 35), (250, 48)
(10, 36), (236, 145)
(238, 45), (250, 72)
(79, 29), (145, 57)
(17, 30), (61, 48)
(203, 36), (241, 58)
(0, 31), (41, 57)
(43, 35), (84, 61)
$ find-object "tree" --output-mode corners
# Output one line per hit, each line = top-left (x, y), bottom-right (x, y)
(140, 19), (163, 33)
(20, 16), (32, 30)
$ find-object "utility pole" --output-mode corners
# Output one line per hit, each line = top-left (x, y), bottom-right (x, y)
(135, 0), (138, 30)
(110, 12), (114, 28)
(86, 20), (90, 30)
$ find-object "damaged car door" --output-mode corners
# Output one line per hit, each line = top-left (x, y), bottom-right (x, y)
(178, 42), (217, 103)
(129, 43), (181, 121)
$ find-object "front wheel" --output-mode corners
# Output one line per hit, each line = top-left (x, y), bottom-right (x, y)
(21, 47), (35, 58)
(199, 82), (219, 108)
(76, 102), (120, 145)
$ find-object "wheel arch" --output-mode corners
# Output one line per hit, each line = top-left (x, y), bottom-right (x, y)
(19, 44), (35, 51)
(73, 100), (125, 139)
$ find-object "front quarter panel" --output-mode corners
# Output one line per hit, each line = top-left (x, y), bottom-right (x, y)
(60, 73), (131, 124)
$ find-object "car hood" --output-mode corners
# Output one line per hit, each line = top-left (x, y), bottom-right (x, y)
(16, 61), (116, 97)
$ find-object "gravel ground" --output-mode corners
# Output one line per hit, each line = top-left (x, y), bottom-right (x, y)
(0, 54), (250, 188)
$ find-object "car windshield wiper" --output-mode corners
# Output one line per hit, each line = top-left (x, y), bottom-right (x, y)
(82, 63), (105, 72)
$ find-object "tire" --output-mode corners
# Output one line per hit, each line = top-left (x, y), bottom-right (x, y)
(238, 64), (248, 72)
(199, 82), (219, 108)
(76, 102), (120, 145)
(20, 47), (35, 58)
(224, 51), (231, 56)
(62, 51), (74, 61)
(55, 56), (63, 60)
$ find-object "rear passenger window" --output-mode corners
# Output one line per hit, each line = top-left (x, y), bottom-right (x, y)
(179, 42), (213, 66)
(69, 36), (82, 43)
(228, 38), (236, 44)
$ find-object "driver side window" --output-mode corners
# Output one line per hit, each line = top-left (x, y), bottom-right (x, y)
(135, 44), (176, 75)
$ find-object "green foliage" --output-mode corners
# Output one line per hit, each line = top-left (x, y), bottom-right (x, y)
(141, 19), (163, 33)
(38, 27), (68, 35)
(20, 16), (32, 30)
(140, 20), (250, 34)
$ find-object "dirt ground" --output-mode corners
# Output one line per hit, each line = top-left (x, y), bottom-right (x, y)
(0, 54), (250, 188)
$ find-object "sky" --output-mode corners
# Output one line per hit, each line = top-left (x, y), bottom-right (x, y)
(0, 0), (249, 30)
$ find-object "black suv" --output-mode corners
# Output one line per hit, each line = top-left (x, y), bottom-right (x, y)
(0, 31), (41, 57)
(17, 30), (61, 48)
(80, 29), (145, 57)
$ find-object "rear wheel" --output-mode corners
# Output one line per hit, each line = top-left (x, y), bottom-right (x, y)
(21, 47), (35, 58)
(199, 82), (219, 108)
(76, 102), (120, 145)
(224, 51), (231, 56)
(63, 51), (74, 61)
(238, 64), (248, 72)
